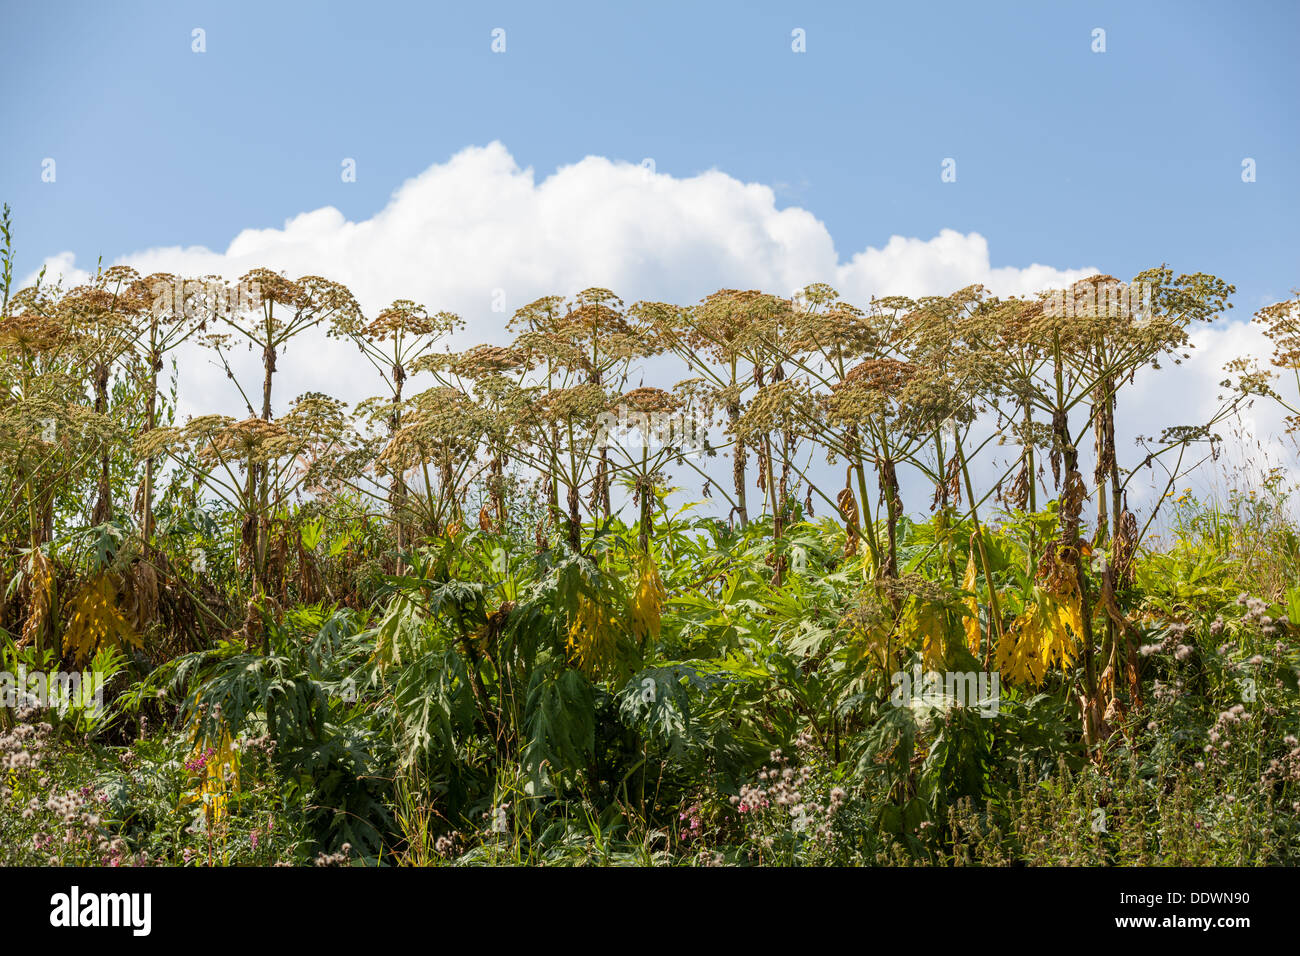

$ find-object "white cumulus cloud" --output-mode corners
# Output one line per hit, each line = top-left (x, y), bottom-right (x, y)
(24, 142), (1105, 412)
(20, 141), (1278, 517)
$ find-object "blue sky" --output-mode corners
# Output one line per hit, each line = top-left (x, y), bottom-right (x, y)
(3, 0), (1296, 310)
(2, 0), (1297, 517)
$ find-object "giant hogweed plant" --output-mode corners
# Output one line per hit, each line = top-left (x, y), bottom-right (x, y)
(7, 206), (1298, 862)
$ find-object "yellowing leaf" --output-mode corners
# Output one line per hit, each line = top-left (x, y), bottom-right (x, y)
(899, 598), (947, 671)
(566, 594), (620, 679)
(183, 720), (240, 832)
(962, 548), (981, 657)
(629, 555), (665, 644)
(61, 572), (141, 667)
(20, 549), (56, 650)
(995, 583), (1083, 687)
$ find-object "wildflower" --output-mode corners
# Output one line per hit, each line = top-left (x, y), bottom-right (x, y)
(434, 833), (459, 857)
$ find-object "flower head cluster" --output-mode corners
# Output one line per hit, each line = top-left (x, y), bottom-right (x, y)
(1140, 621), (1192, 659)
(314, 843), (353, 866)
(728, 731), (848, 855)
(1203, 704), (1251, 769)
(0, 716), (53, 775)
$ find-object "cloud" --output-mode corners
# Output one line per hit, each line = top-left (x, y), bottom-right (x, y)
(22, 250), (91, 291)
(24, 142), (1102, 409)
(23, 142), (1101, 317)
(1124, 317), (1297, 505)
(20, 142), (1278, 516)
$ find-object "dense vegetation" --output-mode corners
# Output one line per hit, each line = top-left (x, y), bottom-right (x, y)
(3, 202), (1300, 866)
